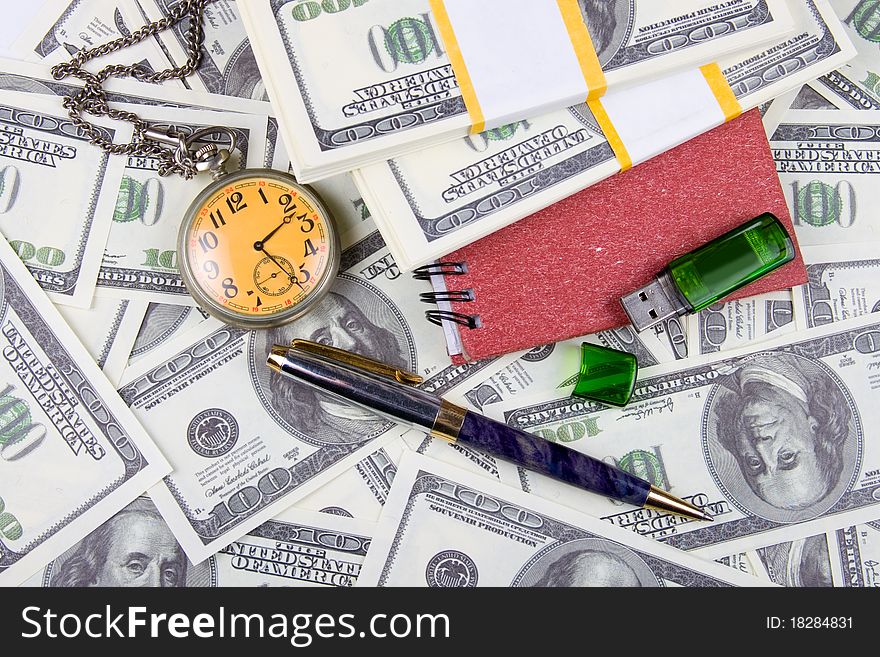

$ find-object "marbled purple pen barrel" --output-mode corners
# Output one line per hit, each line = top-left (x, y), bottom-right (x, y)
(458, 412), (652, 506)
(266, 345), (653, 508)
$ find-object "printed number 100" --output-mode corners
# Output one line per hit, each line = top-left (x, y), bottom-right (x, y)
(208, 467), (292, 527)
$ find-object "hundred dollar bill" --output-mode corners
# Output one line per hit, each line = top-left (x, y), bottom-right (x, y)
(11, 0), (179, 80)
(93, 104), (268, 305)
(760, 88), (799, 138)
(732, 520), (880, 587)
(0, 237), (169, 586)
(294, 437), (406, 522)
(22, 496), (374, 587)
(772, 110), (880, 246)
(729, 521), (880, 587)
(138, 0), (267, 101)
(688, 290), (798, 357)
(58, 298), (149, 387)
(117, 219), (464, 563)
(240, 0), (794, 182)
(795, 243), (880, 330)
(354, 0), (855, 271)
(357, 454), (771, 587)
(0, 90), (129, 307)
(489, 314), (880, 559)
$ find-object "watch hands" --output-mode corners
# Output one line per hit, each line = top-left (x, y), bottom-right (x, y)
(253, 215), (292, 251)
(261, 248), (305, 291)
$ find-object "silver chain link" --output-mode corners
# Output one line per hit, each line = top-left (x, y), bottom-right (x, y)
(50, 0), (215, 179)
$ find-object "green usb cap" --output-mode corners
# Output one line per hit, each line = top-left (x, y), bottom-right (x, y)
(620, 213), (796, 333)
(572, 343), (638, 408)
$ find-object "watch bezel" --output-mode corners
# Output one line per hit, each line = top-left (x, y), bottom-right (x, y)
(177, 168), (341, 330)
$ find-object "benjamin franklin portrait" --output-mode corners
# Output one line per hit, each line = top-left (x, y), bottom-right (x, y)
(250, 275), (415, 446)
(579, 0), (632, 65)
(513, 538), (661, 587)
(703, 353), (860, 523)
(43, 498), (211, 587)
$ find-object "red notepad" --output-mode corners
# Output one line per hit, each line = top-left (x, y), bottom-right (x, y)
(429, 109), (807, 363)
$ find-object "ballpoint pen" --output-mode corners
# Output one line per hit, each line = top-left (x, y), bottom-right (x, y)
(267, 340), (712, 522)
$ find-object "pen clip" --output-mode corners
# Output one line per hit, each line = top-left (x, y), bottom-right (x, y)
(287, 339), (424, 386)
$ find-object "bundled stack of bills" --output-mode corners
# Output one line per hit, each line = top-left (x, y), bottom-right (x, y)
(0, 0), (878, 589)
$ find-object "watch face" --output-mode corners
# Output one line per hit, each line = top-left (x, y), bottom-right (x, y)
(180, 170), (338, 327)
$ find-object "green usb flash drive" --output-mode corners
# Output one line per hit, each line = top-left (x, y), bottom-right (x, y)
(620, 213), (796, 333)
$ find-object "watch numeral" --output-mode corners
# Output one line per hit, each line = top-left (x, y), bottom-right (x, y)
(222, 278), (239, 299)
(279, 193), (297, 216)
(299, 264), (311, 284)
(199, 231), (219, 253)
(203, 260), (220, 280)
(210, 210), (226, 229)
(226, 192), (247, 214)
(258, 188), (269, 204)
(299, 213), (315, 233)
(303, 239), (318, 258)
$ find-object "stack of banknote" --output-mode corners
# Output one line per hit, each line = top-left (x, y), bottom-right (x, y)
(235, 0), (797, 180)
(0, 0), (879, 589)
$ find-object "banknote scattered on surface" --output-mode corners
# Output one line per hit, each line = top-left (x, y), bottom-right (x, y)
(0, 237), (169, 586)
(358, 454), (772, 587)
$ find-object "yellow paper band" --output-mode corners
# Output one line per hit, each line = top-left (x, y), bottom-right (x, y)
(588, 99), (632, 172)
(556, 0), (607, 100)
(430, 0), (485, 134)
(700, 63), (742, 122)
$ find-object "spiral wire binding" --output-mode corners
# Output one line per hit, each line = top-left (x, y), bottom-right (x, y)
(413, 262), (481, 329)
(420, 290), (474, 303)
(412, 262), (468, 280)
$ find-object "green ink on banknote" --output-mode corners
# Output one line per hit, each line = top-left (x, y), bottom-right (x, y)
(796, 180), (843, 227)
(536, 417), (601, 444)
(385, 18), (435, 64)
(848, 0), (880, 43)
(0, 495), (23, 541)
(485, 124), (520, 142)
(114, 176), (149, 223)
(618, 449), (670, 490)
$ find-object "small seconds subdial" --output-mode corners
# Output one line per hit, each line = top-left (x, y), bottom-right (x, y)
(254, 255), (299, 296)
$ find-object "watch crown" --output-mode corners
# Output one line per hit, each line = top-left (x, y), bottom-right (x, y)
(193, 145), (231, 180)
(194, 143), (218, 159)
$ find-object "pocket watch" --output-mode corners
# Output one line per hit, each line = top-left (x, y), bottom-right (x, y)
(168, 128), (340, 329)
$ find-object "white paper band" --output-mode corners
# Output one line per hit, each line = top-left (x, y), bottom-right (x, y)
(432, 0), (604, 132)
(589, 64), (743, 171)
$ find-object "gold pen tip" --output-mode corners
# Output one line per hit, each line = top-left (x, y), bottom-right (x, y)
(645, 486), (713, 522)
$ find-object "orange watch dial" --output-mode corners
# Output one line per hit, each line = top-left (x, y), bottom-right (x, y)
(184, 174), (333, 319)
